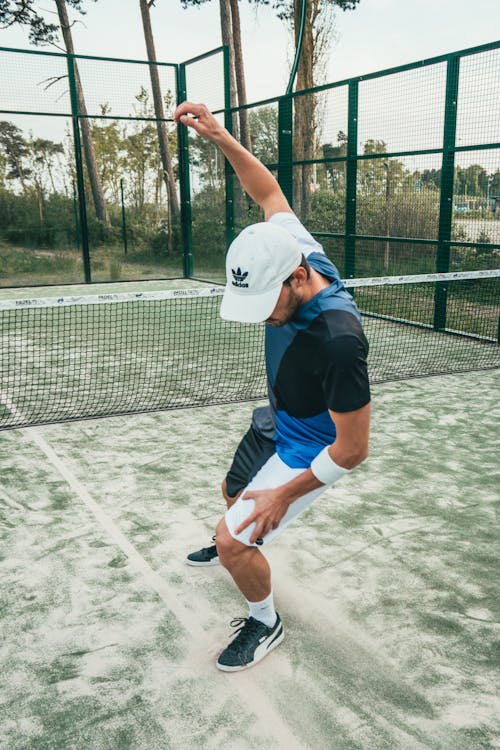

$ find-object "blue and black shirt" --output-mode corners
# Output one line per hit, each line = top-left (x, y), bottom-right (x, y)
(265, 213), (370, 469)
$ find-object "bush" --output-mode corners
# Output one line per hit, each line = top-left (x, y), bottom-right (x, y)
(309, 190), (344, 233)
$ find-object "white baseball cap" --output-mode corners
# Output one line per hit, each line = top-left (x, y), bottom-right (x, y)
(220, 222), (302, 323)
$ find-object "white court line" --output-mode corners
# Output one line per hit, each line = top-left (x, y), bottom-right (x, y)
(28, 428), (303, 748)
(1, 390), (185, 618)
(0, 395), (192, 629)
(27, 426), (195, 622)
(1, 390), (303, 749)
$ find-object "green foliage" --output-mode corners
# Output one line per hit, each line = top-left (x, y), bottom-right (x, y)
(249, 107), (278, 164)
(307, 185), (444, 275)
(308, 188), (344, 233)
(248, 0), (361, 22)
(0, 74), (180, 281)
(0, 240), (81, 281)
(0, 0), (96, 46)
(0, 121), (32, 185)
(190, 185), (226, 265)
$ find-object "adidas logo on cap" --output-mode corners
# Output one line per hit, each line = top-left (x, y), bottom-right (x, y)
(231, 267), (249, 288)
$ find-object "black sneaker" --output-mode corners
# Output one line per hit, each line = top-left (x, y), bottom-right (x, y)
(186, 536), (219, 566)
(216, 614), (284, 671)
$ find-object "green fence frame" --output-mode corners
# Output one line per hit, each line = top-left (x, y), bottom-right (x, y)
(0, 39), (498, 325)
(211, 40), (499, 332)
(0, 44), (228, 286)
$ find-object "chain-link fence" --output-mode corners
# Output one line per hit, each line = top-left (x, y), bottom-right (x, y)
(198, 41), (499, 285)
(0, 46), (226, 287)
(1, 42), (499, 299)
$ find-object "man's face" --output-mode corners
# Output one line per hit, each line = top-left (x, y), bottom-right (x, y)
(265, 278), (302, 327)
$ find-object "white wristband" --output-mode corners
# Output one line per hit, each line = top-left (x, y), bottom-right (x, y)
(310, 446), (350, 486)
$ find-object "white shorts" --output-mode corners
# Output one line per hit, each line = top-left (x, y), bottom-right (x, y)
(224, 453), (328, 547)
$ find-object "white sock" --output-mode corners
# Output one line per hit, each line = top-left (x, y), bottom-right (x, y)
(247, 591), (277, 628)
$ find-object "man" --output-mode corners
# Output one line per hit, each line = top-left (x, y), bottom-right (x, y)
(174, 102), (371, 672)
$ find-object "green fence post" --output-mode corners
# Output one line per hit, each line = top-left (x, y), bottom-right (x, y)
(72, 180), (81, 250)
(278, 95), (293, 208)
(345, 80), (359, 279)
(434, 54), (460, 330)
(223, 45), (235, 249)
(177, 62), (193, 278)
(120, 178), (128, 256)
(66, 53), (91, 283)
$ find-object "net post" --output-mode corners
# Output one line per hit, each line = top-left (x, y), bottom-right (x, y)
(223, 44), (235, 249)
(345, 80), (359, 279)
(66, 52), (91, 283)
(278, 95), (293, 207)
(434, 54), (460, 330)
(176, 62), (193, 278)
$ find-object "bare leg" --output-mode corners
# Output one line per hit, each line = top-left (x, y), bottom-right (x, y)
(215, 517), (271, 601)
(221, 478), (241, 509)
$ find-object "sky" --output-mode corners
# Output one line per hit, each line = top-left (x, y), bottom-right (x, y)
(1, 0), (499, 102)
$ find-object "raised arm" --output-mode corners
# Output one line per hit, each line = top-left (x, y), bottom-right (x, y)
(174, 101), (292, 220)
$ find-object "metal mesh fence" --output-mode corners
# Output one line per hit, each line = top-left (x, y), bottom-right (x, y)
(357, 63), (447, 153)
(220, 42), (499, 317)
(2, 42), (497, 292)
(0, 48), (70, 115)
(0, 42), (498, 431)
(0, 48), (184, 288)
(456, 48), (500, 147)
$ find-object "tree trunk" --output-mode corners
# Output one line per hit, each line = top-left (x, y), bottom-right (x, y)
(229, 0), (251, 153)
(293, 0), (316, 221)
(55, 0), (110, 226)
(140, 0), (180, 256)
(36, 183), (44, 226)
(46, 157), (57, 194)
(12, 152), (27, 192)
(219, 0), (239, 141)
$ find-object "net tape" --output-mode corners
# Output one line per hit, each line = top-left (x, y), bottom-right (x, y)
(0, 270), (497, 311)
(0, 271), (498, 430)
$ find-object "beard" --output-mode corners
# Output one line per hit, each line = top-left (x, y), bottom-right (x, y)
(265, 285), (303, 326)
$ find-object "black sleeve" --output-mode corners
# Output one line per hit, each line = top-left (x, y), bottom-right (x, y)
(320, 333), (370, 413)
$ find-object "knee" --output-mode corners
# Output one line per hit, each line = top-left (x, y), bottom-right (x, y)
(215, 518), (244, 568)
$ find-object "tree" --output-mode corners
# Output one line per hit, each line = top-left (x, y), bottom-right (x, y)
(26, 136), (64, 224)
(358, 139), (388, 194)
(90, 105), (123, 203)
(189, 133), (225, 191)
(180, 0), (251, 152)
(322, 129), (346, 191)
(229, 0), (251, 151)
(490, 170), (500, 198)
(248, 106), (278, 164)
(455, 164), (489, 198)
(139, 0), (180, 253)
(0, 121), (31, 190)
(30, 137), (64, 194)
(251, 0), (361, 219)
(0, 1), (59, 43)
(54, 0), (110, 225)
(124, 88), (161, 211)
(0, 149), (7, 191)
(420, 168), (441, 191)
(0, 0), (111, 225)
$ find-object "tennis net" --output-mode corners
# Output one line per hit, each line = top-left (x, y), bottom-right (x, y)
(0, 270), (498, 430)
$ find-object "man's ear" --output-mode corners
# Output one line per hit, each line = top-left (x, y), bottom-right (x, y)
(294, 266), (309, 285)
